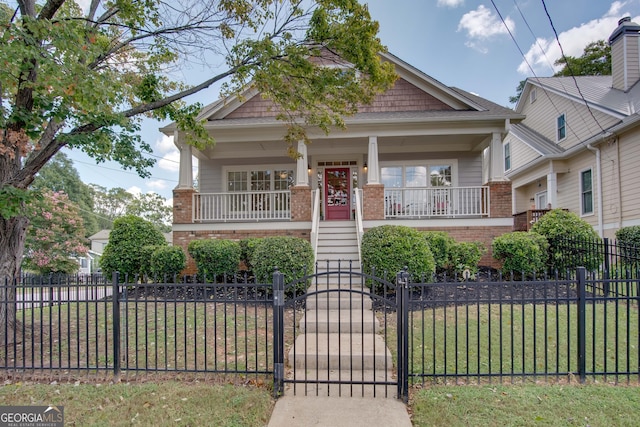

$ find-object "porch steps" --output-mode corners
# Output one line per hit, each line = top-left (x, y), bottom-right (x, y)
(287, 220), (395, 397)
(315, 220), (360, 271)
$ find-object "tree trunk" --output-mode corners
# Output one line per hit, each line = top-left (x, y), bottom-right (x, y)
(0, 215), (29, 345)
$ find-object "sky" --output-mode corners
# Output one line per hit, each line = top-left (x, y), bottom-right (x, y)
(62, 0), (640, 205)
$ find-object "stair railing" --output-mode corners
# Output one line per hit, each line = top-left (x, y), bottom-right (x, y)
(310, 189), (321, 261)
(354, 188), (364, 263)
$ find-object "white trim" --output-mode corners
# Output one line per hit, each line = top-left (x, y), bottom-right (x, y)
(364, 217), (513, 228)
(173, 222), (312, 232)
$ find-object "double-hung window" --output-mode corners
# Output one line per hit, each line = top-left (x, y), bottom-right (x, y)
(580, 168), (593, 215)
(504, 142), (511, 171)
(557, 113), (566, 141)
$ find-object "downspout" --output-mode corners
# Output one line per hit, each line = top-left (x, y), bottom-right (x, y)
(586, 142), (604, 238)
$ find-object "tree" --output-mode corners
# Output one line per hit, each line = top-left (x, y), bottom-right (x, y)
(0, 1), (396, 317)
(509, 40), (611, 104)
(22, 190), (88, 275)
(99, 215), (166, 279)
(30, 152), (99, 236)
(89, 184), (134, 230)
(554, 40), (611, 77)
(126, 192), (172, 233)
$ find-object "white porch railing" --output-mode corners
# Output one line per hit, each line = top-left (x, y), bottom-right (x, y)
(384, 186), (489, 218)
(354, 188), (364, 262)
(310, 189), (321, 259)
(193, 191), (291, 222)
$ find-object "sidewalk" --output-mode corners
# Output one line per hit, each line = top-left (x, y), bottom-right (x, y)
(268, 395), (412, 427)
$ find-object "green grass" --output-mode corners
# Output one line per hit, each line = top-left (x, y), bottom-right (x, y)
(381, 302), (640, 383)
(409, 384), (640, 426)
(0, 381), (273, 427)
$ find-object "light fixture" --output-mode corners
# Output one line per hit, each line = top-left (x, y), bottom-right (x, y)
(308, 164), (312, 174)
(363, 162), (368, 172)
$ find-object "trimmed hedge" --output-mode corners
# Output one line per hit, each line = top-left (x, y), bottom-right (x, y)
(492, 231), (549, 276)
(615, 225), (640, 265)
(361, 225), (435, 283)
(240, 237), (262, 270)
(188, 239), (241, 281)
(424, 231), (456, 273)
(450, 241), (486, 276)
(150, 246), (186, 280)
(531, 209), (602, 271)
(252, 236), (314, 292)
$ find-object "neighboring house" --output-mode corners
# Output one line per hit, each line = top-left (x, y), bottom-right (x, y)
(163, 52), (524, 272)
(506, 17), (640, 239)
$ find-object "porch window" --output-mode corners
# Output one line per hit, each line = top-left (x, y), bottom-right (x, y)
(556, 113), (566, 141)
(580, 168), (593, 215)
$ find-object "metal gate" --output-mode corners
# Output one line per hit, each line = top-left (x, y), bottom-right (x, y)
(273, 264), (410, 401)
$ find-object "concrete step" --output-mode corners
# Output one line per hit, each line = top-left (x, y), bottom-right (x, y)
(286, 369), (398, 398)
(288, 333), (393, 370)
(305, 293), (372, 310)
(300, 309), (379, 333)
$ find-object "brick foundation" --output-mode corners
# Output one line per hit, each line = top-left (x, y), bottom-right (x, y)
(290, 186), (311, 221)
(487, 181), (512, 218)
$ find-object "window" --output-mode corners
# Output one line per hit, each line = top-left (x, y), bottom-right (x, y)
(530, 88), (537, 104)
(580, 169), (593, 215)
(381, 162), (455, 188)
(504, 142), (511, 171)
(557, 113), (566, 141)
(227, 168), (294, 192)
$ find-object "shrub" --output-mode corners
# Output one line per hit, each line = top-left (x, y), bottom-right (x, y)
(188, 239), (241, 281)
(492, 232), (549, 276)
(99, 215), (167, 280)
(616, 226), (640, 266)
(240, 237), (262, 270)
(361, 225), (435, 284)
(150, 246), (186, 280)
(140, 245), (161, 277)
(449, 241), (486, 276)
(531, 209), (602, 271)
(424, 231), (456, 272)
(252, 236), (314, 292)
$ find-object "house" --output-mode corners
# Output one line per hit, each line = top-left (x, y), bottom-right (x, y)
(163, 52), (524, 273)
(505, 17), (640, 239)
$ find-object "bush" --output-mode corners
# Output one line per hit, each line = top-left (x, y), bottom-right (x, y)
(424, 231), (456, 272)
(252, 236), (314, 292)
(361, 225), (435, 284)
(150, 246), (186, 280)
(531, 209), (602, 271)
(450, 241), (486, 276)
(140, 245), (162, 277)
(99, 215), (167, 280)
(492, 232), (549, 276)
(188, 239), (241, 281)
(616, 226), (640, 266)
(240, 237), (262, 270)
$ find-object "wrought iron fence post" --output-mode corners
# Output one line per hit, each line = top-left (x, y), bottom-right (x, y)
(273, 268), (285, 398)
(112, 272), (121, 380)
(603, 238), (610, 296)
(396, 268), (410, 403)
(576, 267), (586, 384)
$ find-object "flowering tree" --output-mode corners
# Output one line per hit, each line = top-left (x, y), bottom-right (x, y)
(22, 190), (88, 275)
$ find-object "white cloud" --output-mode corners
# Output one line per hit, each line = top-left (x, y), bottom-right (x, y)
(154, 134), (180, 172)
(147, 179), (168, 191)
(518, 2), (640, 75)
(458, 5), (515, 52)
(438, 0), (464, 8)
(127, 186), (142, 196)
(155, 134), (176, 154)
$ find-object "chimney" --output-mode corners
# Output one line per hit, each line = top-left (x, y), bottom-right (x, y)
(609, 16), (640, 91)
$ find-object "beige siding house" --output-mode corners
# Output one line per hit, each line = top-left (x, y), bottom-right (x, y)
(506, 17), (640, 239)
(163, 52), (523, 273)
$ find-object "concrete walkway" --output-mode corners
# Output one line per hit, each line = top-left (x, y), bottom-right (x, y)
(268, 268), (412, 426)
(268, 395), (412, 426)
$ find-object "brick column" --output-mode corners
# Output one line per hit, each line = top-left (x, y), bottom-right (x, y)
(363, 184), (384, 220)
(173, 188), (195, 224)
(290, 186), (311, 221)
(487, 181), (512, 218)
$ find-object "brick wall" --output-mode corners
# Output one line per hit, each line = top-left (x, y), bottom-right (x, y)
(173, 189), (195, 224)
(363, 184), (385, 220)
(290, 186), (311, 221)
(174, 229), (311, 275)
(488, 181), (512, 218)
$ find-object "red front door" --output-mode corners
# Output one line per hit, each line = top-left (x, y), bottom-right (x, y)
(325, 168), (350, 220)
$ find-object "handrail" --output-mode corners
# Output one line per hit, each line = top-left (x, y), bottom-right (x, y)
(354, 188), (364, 263)
(310, 189), (321, 260)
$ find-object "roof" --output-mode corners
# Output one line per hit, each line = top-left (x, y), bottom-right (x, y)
(88, 229), (111, 241)
(521, 76), (640, 117)
(509, 123), (565, 156)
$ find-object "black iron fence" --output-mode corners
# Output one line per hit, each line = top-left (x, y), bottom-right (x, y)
(1, 265), (638, 397)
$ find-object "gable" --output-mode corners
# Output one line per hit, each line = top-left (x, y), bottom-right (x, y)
(221, 77), (455, 120)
